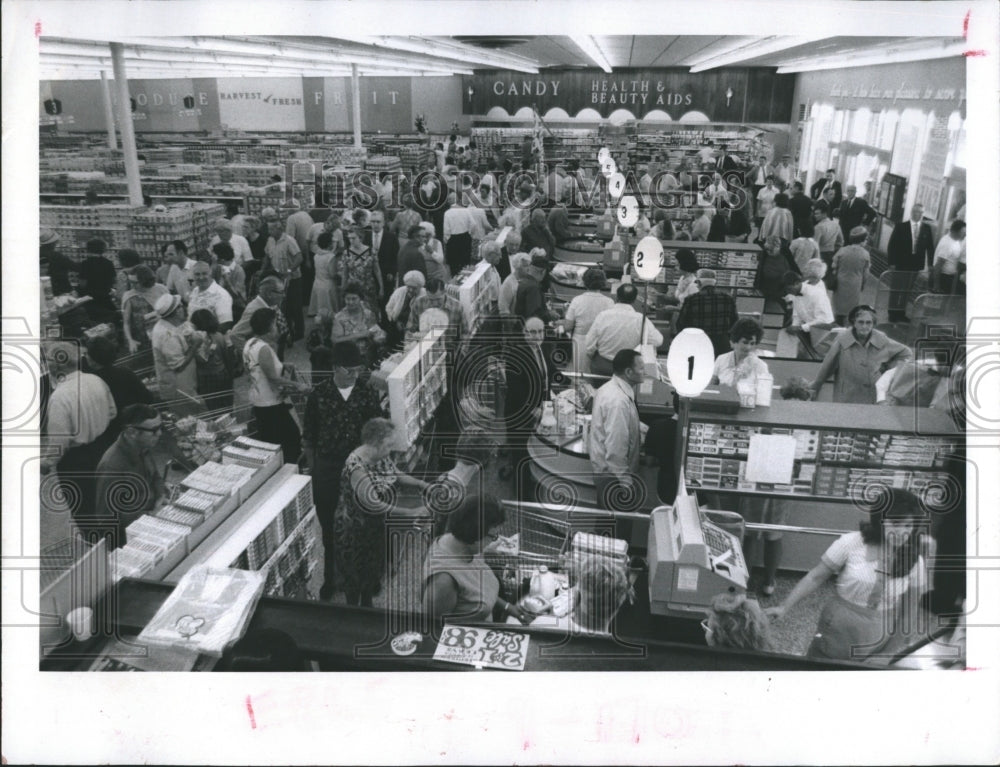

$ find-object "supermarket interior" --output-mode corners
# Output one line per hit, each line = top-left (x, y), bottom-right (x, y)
(18, 17), (992, 684)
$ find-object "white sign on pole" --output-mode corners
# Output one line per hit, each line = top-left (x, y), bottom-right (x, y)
(616, 195), (639, 227)
(607, 172), (626, 199)
(632, 236), (664, 281)
(666, 328), (715, 397)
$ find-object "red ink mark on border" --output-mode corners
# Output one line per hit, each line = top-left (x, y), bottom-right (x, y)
(34, 20), (42, 38)
(962, 10), (970, 39)
(245, 695), (257, 729)
(522, 740), (531, 751)
(964, 666), (983, 671)
(963, 50), (988, 57)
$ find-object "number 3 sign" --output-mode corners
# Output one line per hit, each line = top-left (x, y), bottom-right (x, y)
(632, 236), (664, 281)
(666, 328), (715, 397)
(616, 195), (639, 227)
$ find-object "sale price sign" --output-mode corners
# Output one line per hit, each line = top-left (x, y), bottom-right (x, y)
(433, 625), (530, 671)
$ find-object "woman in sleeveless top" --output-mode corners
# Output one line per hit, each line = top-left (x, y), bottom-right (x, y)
(422, 495), (531, 624)
(243, 307), (309, 464)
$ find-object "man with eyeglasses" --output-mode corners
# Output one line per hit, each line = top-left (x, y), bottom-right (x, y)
(93, 404), (166, 549)
(302, 341), (386, 601)
(229, 276), (291, 360)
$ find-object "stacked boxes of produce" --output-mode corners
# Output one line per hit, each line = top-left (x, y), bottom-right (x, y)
(366, 155), (403, 175)
(326, 145), (368, 168)
(40, 204), (141, 262)
(246, 184), (287, 216)
(182, 148), (230, 164)
(191, 202), (226, 251)
(143, 147), (187, 164)
(131, 205), (196, 267)
(221, 164), (285, 185)
(398, 145), (435, 175)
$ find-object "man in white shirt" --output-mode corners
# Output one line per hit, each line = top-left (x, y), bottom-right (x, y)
(42, 341), (117, 534)
(782, 270), (835, 358)
(498, 251), (531, 318)
(755, 176), (779, 227)
(697, 141), (717, 166)
(585, 283), (664, 376)
(932, 219), (966, 294)
(208, 217), (253, 266)
(691, 205), (714, 241)
(162, 240), (197, 303)
(188, 260), (234, 330)
(639, 162), (659, 196)
(775, 154), (795, 188)
(812, 203), (845, 275)
(589, 348), (646, 511)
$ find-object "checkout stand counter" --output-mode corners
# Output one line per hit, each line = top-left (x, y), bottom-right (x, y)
(43, 577), (877, 672)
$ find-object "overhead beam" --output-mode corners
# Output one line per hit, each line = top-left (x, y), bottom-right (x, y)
(328, 34), (540, 72)
(107, 35), (474, 73)
(569, 35), (612, 73)
(776, 38), (966, 73)
(688, 36), (828, 72)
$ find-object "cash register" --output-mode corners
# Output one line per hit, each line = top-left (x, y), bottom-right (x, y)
(647, 493), (748, 617)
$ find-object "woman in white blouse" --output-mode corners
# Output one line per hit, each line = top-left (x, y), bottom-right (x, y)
(710, 317), (769, 387)
(558, 267), (614, 375)
(767, 488), (932, 663)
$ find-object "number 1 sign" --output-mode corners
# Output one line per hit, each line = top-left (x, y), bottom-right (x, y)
(666, 328), (715, 397)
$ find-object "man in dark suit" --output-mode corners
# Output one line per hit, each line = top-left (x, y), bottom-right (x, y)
(787, 181), (815, 238)
(365, 210), (399, 304)
(885, 203), (936, 321)
(502, 316), (553, 489)
(715, 146), (741, 173)
(810, 169), (843, 210)
(838, 185), (877, 239)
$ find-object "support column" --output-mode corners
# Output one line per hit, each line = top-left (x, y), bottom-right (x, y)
(351, 63), (362, 149)
(99, 71), (117, 151)
(109, 42), (143, 206)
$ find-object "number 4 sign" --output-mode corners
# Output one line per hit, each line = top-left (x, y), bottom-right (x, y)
(666, 328), (715, 397)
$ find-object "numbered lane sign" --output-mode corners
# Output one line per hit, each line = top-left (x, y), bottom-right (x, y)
(607, 172), (626, 199)
(600, 158), (617, 178)
(597, 147), (611, 163)
(616, 195), (639, 227)
(666, 328), (715, 397)
(632, 236), (664, 281)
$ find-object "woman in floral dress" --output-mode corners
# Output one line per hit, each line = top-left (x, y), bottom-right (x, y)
(331, 418), (429, 606)
(340, 225), (383, 310)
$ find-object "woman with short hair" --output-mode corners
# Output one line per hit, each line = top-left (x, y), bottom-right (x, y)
(122, 264), (168, 353)
(333, 418), (429, 606)
(560, 266), (614, 375)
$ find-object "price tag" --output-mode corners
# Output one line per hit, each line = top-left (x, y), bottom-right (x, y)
(597, 147), (611, 163)
(616, 195), (639, 227)
(666, 328), (715, 397)
(632, 236), (664, 281)
(433, 625), (530, 671)
(600, 158), (617, 178)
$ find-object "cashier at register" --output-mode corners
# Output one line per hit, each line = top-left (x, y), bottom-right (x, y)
(589, 349), (646, 512)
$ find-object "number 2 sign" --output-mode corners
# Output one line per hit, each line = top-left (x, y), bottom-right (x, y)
(666, 328), (715, 397)
(632, 236), (664, 281)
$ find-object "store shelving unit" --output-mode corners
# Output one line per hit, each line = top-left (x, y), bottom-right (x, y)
(387, 327), (449, 463)
(445, 260), (494, 335)
(683, 401), (959, 501)
(166, 464), (318, 599)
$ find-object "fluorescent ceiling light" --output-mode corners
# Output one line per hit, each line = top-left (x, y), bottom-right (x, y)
(777, 39), (967, 73)
(688, 36), (827, 72)
(332, 35), (540, 73)
(42, 39), (473, 76)
(570, 35), (612, 73)
(108, 36), (471, 74)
